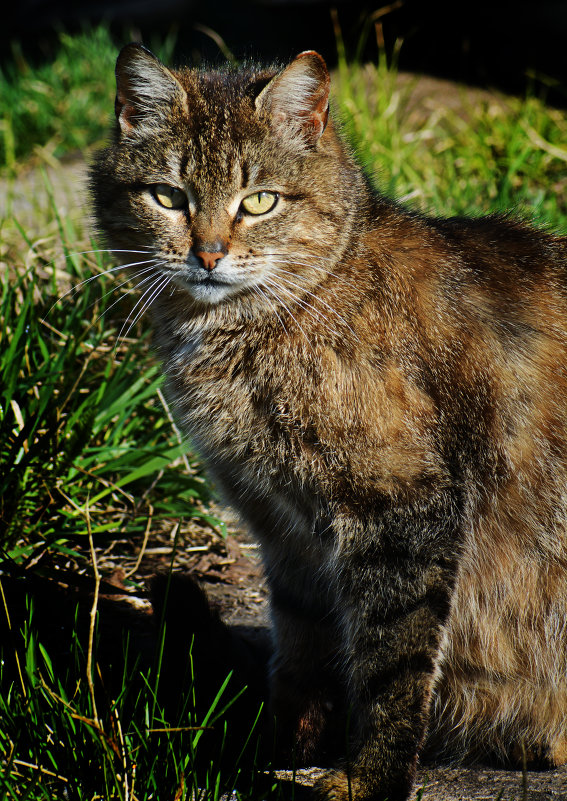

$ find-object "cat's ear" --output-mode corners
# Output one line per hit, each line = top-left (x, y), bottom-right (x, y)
(114, 43), (188, 134)
(255, 51), (330, 147)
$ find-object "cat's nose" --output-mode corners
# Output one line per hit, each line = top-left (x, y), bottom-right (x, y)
(192, 238), (228, 272)
(194, 250), (224, 272)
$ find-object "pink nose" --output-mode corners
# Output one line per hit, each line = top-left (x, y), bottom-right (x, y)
(195, 251), (224, 272)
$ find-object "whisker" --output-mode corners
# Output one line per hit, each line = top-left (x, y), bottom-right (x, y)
(118, 273), (171, 342)
(270, 266), (359, 341)
(63, 248), (155, 260)
(97, 264), (159, 304)
(253, 285), (289, 336)
(264, 275), (326, 326)
(115, 274), (164, 341)
(260, 280), (313, 350)
(267, 254), (358, 290)
(49, 258), (161, 315)
(262, 275), (340, 343)
(134, 273), (172, 323)
(93, 265), (163, 325)
(262, 249), (359, 289)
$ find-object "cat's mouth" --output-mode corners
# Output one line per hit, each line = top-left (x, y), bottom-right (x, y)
(195, 274), (227, 287)
(171, 267), (243, 305)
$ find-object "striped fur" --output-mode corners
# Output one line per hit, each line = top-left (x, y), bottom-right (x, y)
(90, 46), (567, 801)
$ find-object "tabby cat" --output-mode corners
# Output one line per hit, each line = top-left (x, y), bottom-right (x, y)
(90, 44), (567, 801)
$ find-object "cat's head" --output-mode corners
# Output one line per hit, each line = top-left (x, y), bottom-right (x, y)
(90, 44), (361, 311)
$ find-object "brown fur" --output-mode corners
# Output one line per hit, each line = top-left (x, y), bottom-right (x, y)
(90, 44), (567, 800)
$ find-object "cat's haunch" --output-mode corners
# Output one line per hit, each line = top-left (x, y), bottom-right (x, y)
(90, 44), (567, 801)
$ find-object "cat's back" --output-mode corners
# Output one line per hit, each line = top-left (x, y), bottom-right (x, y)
(402, 215), (567, 765)
(358, 203), (567, 415)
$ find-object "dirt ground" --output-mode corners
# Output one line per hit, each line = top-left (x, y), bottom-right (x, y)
(4, 70), (567, 801)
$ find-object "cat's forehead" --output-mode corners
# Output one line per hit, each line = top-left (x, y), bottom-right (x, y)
(169, 68), (282, 188)
(180, 65), (276, 103)
(177, 66), (273, 138)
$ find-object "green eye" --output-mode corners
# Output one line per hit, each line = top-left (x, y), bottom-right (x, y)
(241, 191), (278, 215)
(153, 183), (187, 209)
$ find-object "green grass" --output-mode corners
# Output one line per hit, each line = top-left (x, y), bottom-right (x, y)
(1, 25), (566, 800)
(0, 28), (177, 172)
(0, 594), (269, 800)
(0, 29), (117, 172)
(0, 221), (221, 563)
(334, 55), (567, 231)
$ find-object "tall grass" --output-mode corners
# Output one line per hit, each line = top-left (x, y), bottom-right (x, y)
(0, 227), (221, 563)
(0, 29), (116, 171)
(0, 595), (269, 800)
(0, 27), (178, 172)
(334, 53), (567, 231)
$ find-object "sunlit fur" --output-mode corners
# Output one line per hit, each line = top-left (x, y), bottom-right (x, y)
(90, 44), (567, 801)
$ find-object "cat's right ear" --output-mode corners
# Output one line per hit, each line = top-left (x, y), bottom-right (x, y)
(114, 43), (188, 135)
(255, 51), (330, 147)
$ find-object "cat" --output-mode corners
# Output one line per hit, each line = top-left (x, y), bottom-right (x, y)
(89, 43), (567, 801)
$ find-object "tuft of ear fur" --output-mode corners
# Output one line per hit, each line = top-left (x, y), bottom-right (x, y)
(255, 51), (330, 147)
(114, 42), (188, 134)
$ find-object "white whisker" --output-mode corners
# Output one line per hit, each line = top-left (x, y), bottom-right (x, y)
(93, 264), (163, 324)
(260, 280), (313, 350)
(264, 275), (325, 326)
(116, 274), (164, 341)
(63, 248), (155, 260)
(118, 272), (172, 342)
(266, 252), (358, 290)
(253, 285), (289, 336)
(98, 264), (159, 303)
(262, 275), (341, 343)
(270, 265), (359, 341)
(49, 257), (161, 315)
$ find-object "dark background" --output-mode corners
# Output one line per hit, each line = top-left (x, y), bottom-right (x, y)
(5, 0), (567, 104)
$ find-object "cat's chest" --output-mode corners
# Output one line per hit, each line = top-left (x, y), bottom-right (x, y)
(163, 328), (312, 460)
(160, 323), (443, 507)
(161, 327), (326, 537)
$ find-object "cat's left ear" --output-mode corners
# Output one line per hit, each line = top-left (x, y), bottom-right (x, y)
(255, 51), (330, 147)
(114, 42), (188, 135)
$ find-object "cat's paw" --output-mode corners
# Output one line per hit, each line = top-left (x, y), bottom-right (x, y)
(272, 694), (327, 766)
(271, 673), (343, 765)
(313, 770), (359, 801)
(313, 769), (412, 801)
(547, 735), (567, 766)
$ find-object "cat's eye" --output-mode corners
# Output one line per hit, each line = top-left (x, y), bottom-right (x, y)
(153, 183), (187, 210)
(241, 191), (278, 216)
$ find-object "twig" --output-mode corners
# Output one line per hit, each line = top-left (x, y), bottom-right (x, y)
(193, 23), (236, 63)
(86, 497), (101, 726)
(147, 726), (213, 733)
(11, 759), (70, 783)
(521, 741), (528, 801)
(157, 387), (193, 475)
(39, 678), (120, 758)
(369, 0), (404, 21)
(523, 123), (567, 163)
(70, 464), (136, 508)
(111, 704), (131, 801)
(125, 503), (153, 578)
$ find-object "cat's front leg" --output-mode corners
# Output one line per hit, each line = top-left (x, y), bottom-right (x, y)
(270, 609), (344, 765)
(265, 563), (345, 766)
(317, 493), (461, 801)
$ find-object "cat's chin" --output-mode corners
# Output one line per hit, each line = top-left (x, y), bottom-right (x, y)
(172, 273), (240, 305)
